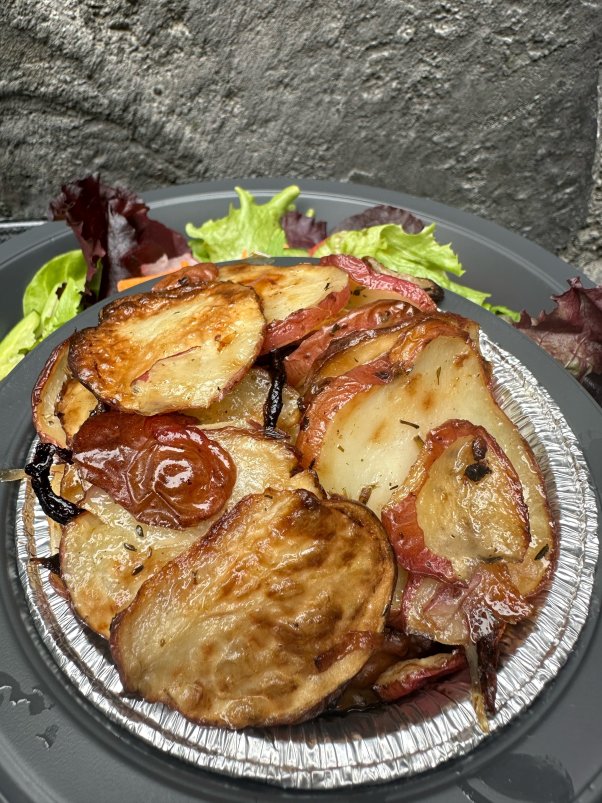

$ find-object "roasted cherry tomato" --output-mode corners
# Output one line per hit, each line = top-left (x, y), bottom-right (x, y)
(71, 411), (236, 528)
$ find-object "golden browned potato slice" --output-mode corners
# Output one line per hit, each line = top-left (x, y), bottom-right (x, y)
(60, 427), (321, 637)
(32, 340), (99, 446)
(68, 282), (266, 415)
(189, 367), (300, 438)
(297, 328), (555, 597)
(110, 489), (395, 729)
(217, 262), (350, 351)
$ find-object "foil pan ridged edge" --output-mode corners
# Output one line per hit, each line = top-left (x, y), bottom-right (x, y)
(14, 334), (599, 789)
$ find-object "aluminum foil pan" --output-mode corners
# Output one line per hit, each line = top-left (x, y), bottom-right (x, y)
(14, 334), (599, 789)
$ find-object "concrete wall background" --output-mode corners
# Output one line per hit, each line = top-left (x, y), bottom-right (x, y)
(1, 0), (601, 280)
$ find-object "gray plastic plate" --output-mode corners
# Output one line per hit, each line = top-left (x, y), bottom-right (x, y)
(0, 179), (600, 803)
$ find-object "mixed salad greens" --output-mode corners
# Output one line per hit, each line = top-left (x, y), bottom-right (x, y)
(0, 176), (600, 404)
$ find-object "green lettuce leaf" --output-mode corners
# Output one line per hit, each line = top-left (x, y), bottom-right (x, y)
(313, 224), (518, 317)
(186, 186), (308, 261)
(483, 302), (521, 322)
(23, 250), (87, 318)
(0, 250), (87, 382)
(0, 311), (40, 381)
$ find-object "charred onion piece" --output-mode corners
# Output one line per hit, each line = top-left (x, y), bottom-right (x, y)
(263, 351), (286, 433)
(24, 442), (83, 525)
(31, 553), (62, 577)
(71, 411), (236, 529)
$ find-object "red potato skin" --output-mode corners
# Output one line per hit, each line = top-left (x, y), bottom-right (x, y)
(295, 318), (476, 470)
(319, 254), (436, 312)
(31, 340), (70, 447)
(296, 357), (394, 469)
(383, 494), (458, 583)
(386, 316), (473, 371)
(284, 300), (420, 388)
(374, 650), (467, 702)
(151, 262), (218, 291)
(71, 411), (237, 529)
(261, 283), (351, 353)
(382, 419), (530, 584)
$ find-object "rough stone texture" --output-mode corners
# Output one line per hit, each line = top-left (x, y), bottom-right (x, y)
(0, 1), (600, 272)
(559, 69), (602, 284)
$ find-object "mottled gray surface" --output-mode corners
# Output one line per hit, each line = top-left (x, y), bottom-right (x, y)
(559, 71), (602, 284)
(1, 0), (601, 277)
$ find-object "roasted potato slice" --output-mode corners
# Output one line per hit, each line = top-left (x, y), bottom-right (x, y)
(373, 650), (467, 703)
(217, 262), (350, 351)
(110, 489), (395, 728)
(318, 254), (436, 312)
(382, 420), (530, 583)
(61, 427), (321, 637)
(69, 282), (266, 414)
(189, 367), (301, 438)
(284, 299), (419, 389)
(297, 325), (554, 596)
(306, 325), (412, 391)
(32, 339), (99, 446)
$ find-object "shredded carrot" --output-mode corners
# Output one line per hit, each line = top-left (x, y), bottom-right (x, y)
(241, 248), (248, 258)
(117, 275), (158, 292)
(308, 239), (327, 257)
(116, 260), (193, 293)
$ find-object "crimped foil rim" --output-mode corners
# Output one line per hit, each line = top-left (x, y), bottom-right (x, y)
(14, 334), (599, 789)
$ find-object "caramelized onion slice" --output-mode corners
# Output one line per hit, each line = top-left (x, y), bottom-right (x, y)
(110, 489), (395, 729)
(71, 411), (236, 529)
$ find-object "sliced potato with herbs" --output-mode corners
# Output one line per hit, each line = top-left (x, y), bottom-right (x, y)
(284, 299), (420, 388)
(69, 282), (266, 414)
(306, 325), (412, 391)
(217, 262), (350, 351)
(302, 312), (480, 398)
(32, 339), (99, 446)
(297, 325), (554, 596)
(190, 367), (300, 438)
(61, 427), (321, 638)
(110, 489), (395, 728)
(382, 420), (530, 583)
